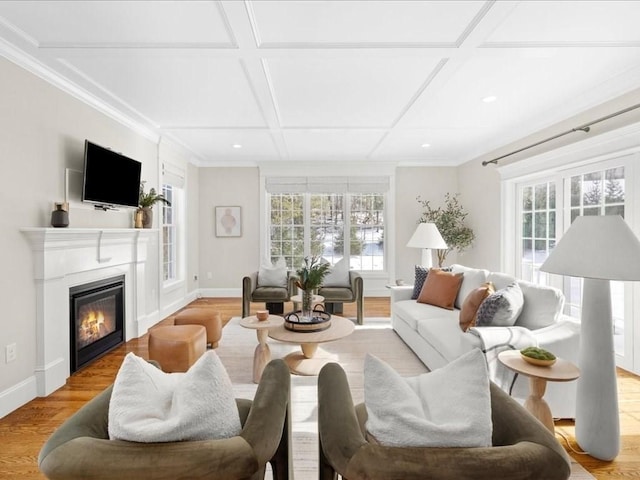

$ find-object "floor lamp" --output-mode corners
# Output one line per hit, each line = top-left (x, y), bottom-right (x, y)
(540, 215), (640, 461)
(406, 223), (448, 268)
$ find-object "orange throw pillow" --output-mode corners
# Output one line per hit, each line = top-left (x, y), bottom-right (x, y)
(459, 282), (495, 332)
(417, 269), (464, 310)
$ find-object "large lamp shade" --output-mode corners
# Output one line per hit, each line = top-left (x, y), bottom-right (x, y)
(540, 215), (640, 461)
(407, 223), (448, 268)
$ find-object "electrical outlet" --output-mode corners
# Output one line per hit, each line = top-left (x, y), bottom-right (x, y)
(194, 274), (198, 281)
(6, 343), (16, 363)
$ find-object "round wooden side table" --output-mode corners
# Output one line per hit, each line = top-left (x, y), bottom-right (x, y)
(240, 315), (284, 383)
(268, 315), (354, 375)
(498, 350), (580, 432)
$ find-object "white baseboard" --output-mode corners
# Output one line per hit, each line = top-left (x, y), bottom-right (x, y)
(0, 375), (37, 419)
(198, 288), (241, 298)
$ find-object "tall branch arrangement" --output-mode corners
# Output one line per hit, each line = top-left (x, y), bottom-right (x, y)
(295, 256), (331, 291)
(417, 193), (475, 267)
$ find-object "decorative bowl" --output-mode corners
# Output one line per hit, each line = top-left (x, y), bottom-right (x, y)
(520, 346), (556, 367)
(521, 354), (556, 367)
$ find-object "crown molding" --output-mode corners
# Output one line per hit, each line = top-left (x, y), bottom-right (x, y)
(0, 37), (159, 143)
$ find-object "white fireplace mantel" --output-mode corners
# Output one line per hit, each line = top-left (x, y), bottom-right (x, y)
(21, 228), (155, 396)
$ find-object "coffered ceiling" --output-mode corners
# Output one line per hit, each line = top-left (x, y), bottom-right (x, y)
(1, 1), (639, 166)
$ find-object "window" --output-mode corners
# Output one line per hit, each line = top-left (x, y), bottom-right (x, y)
(268, 191), (386, 271)
(520, 181), (556, 285)
(162, 184), (177, 282)
(516, 165), (627, 356)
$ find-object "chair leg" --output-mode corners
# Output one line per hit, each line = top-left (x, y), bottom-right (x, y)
(266, 302), (284, 314)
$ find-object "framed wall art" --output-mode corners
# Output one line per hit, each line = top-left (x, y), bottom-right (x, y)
(215, 206), (242, 237)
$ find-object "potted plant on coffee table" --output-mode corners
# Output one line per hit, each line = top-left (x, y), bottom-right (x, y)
(295, 256), (331, 320)
(137, 183), (171, 229)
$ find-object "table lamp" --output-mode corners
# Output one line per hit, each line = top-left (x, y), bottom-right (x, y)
(407, 222), (448, 268)
(540, 215), (640, 461)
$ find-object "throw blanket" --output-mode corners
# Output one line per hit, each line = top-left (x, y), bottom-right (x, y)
(468, 327), (537, 393)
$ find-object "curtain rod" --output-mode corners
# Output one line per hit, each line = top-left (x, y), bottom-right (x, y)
(482, 102), (640, 166)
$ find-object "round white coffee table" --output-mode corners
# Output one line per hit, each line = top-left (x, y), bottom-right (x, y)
(498, 350), (580, 432)
(240, 315), (284, 383)
(268, 315), (354, 375)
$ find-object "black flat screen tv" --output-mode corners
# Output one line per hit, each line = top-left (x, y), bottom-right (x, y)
(82, 140), (142, 209)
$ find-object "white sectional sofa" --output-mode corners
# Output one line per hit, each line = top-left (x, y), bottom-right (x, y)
(391, 264), (580, 419)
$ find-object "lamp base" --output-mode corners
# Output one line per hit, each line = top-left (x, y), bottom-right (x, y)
(421, 249), (433, 269)
(576, 277), (620, 461)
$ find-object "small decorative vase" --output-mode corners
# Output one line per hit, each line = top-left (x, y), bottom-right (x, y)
(141, 207), (153, 229)
(51, 203), (69, 228)
(134, 209), (144, 228)
(301, 289), (314, 321)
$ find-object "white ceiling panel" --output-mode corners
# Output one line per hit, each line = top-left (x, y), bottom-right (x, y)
(0, 1), (639, 166)
(250, 1), (486, 46)
(63, 55), (266, 127)
(0, 1), (233, 46)
(165, 129), (280, 161)
(373, 127), (494, 163)
(399, 48), (640, 135)
(282, 129), (387, 160)
(486, 1), (640, 44)
(266, 56), (443, 127)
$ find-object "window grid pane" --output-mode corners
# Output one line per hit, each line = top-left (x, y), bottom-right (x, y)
(520, 182), (555, 283)
(162, 184), (177, 282)
(268, 191), (385, 272)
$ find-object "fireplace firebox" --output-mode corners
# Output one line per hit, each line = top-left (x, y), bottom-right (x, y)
(69, 276), (125, 373)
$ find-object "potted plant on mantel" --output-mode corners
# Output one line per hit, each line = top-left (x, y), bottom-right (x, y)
(137, 183), (171, 229)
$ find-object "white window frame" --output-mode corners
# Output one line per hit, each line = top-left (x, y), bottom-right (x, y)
(500, 130), (640, 373)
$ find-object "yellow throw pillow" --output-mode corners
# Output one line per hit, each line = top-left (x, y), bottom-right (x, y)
(459, 282), (495, 332)
(417, 269), (464, 310)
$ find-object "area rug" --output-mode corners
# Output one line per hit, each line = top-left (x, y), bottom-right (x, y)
(218, 317), (594, 480)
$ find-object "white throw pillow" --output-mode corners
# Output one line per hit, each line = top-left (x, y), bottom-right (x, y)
(257, 258), (288, 287)
(322, 258), (350, 287)
(364, 349), (492, 448)
(108, 351), (241, 442)
(451, 264), (490, 310)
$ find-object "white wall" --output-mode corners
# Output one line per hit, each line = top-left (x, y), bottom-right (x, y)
(394, 167), (458, 284)
(456, 159), (503, 272)
(0, 56), (193, 416)
(198, 167), (260, 295)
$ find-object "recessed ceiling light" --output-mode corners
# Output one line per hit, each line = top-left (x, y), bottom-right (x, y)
(232, 144), (242, 149)
(421, 143), (431, 148)
(482, 96), (497, 103)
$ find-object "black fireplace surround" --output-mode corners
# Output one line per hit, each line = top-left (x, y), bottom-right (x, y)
(69, 275), (125, 373)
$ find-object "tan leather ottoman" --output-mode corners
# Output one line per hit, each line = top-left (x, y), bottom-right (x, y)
(173, 308), (223, 348)
(148, 325), (206, 372)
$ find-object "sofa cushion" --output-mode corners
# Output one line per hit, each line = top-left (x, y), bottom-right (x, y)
(516, 280), (564, 329)
(411, 265), (429, 300)
(108, 351), (241, 442)
(451, 264), (490, 309)
(459, 282), (495, 332)
(364, 349), (492, 448)
(252, 286), (288, 301)
(393, 300), (458, 331)
(476, 282), (524, 327)
(487, 271), (516, 291)
(416, 315), (467, 362)
(417, 269), (463, 310)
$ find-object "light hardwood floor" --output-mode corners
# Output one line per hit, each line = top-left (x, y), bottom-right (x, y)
(1, 297), (638, 479)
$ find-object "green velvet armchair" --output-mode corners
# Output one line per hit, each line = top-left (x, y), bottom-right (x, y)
(242, 271), (297, 317)
(39, 359), (291, 480)
(318, 362), (571, 480)
(318, 271), (364, 325)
